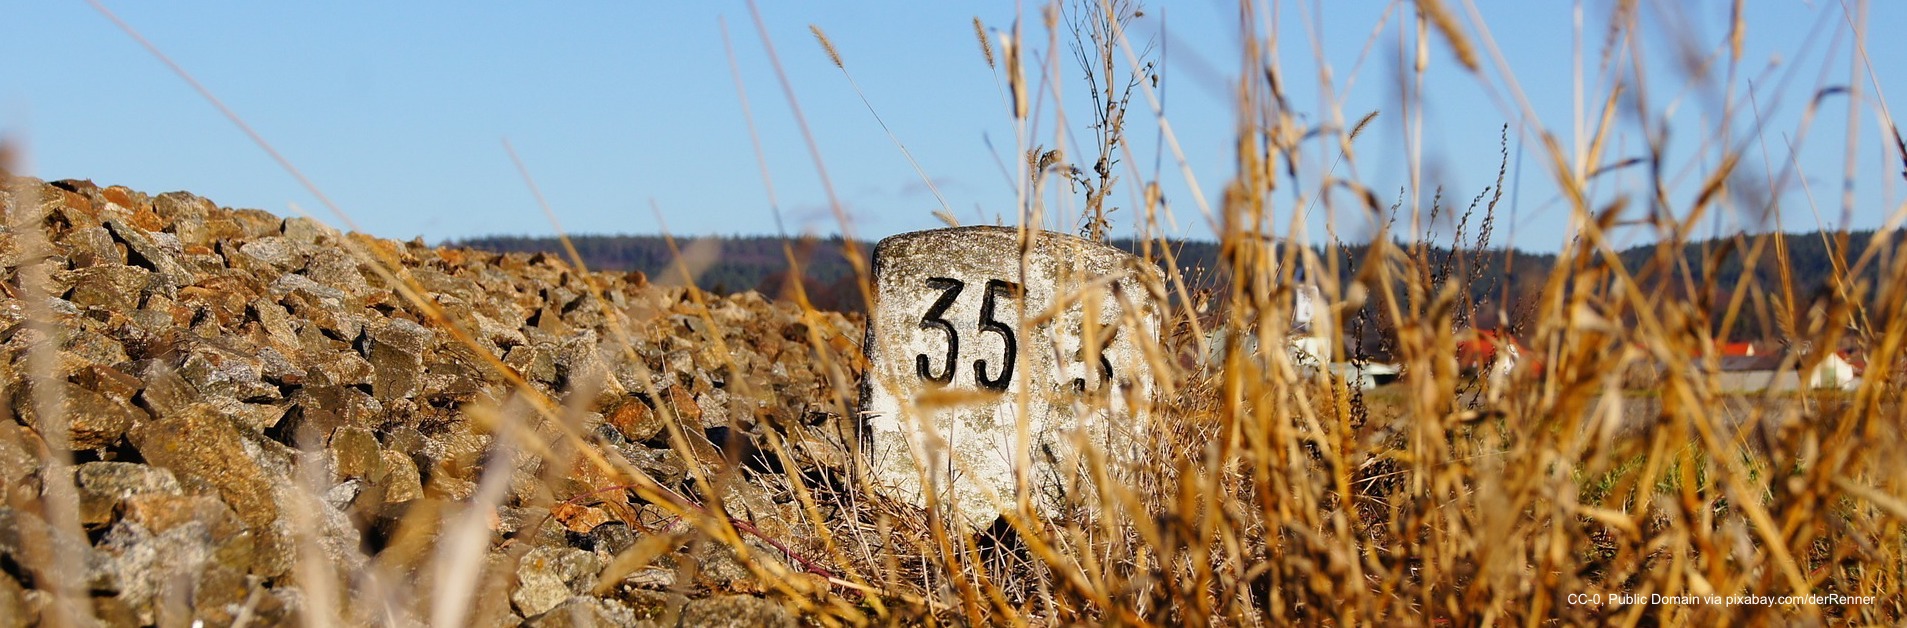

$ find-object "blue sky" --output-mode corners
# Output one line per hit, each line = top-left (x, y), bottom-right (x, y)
(3, 1), (1902, 251)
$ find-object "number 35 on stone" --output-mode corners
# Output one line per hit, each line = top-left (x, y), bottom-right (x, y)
(860, 227), (1163, 529)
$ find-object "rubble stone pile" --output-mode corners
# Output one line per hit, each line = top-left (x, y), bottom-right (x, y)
(0, 176), (864, 626)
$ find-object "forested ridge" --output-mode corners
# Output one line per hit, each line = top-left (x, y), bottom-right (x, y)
(456, 230), (1898, 339)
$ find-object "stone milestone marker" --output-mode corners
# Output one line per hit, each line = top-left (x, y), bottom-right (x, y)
(860, 226), (1163, 529)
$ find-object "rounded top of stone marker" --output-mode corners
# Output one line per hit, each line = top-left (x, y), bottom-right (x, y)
(873, 225), (1120, 252)
(873, 226), (1162, 277)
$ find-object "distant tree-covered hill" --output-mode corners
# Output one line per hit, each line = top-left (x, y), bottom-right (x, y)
(455, 234), (868, 311)
(453, 229), (1897, 341)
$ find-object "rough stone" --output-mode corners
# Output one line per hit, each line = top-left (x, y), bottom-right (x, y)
(177, 341), (278, 403)
(331, 427), (383, 481)
(583, 521), (639, 557)
(61, 326), (132, 369)
(612, 588), (689, 625)
(522, 596), (650, 628)
(228, 208), (283, 239)
(366, 317), (432, 401)
(104, 219), (191, 288)
(62, 264), (149, 312)
(677, 594), (798, 628)
(120, 494), (255, 573)
(0, 571), (29, 628)
(614, 443), (686, 486)
(505, 343), (559, 388)
(126, 404), (288, 576)
(97, 520), (215, 626)
(151, 191), (215, 223)
(15, 383), (145, 451)
(301, 248), (368, 297)
(281, 216), (330, 246)
(511, 546), (605, 618)
(603, 394), (663, 443)
(126, 364), (182, 408)
(75, 462), (182, 527)
(269, 272), (348, 303)
(235, 236), (299, 271)
(690, 540), (786, 595)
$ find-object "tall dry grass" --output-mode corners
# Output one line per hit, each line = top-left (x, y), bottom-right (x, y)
(780, 0), (1907, 624)
(8, 0), (1900, 625)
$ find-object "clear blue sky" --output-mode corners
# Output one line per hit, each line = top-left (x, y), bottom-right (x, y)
(4, 1), (1901, 251)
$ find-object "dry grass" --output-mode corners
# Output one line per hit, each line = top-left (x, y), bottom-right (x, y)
(775, 1), (1907, 624)
(7, 0), (1902, 625)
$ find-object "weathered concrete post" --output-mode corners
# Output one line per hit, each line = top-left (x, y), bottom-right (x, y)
(860, 226), (1163, 529)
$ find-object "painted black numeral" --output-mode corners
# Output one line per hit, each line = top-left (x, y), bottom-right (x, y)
(916, 277), (963, 384)
(1073, 327), (1117, 393)
(973, 280), (1021, 391)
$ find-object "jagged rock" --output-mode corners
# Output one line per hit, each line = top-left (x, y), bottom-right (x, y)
(61, 326), (131, 369)
(177, 340), (279, 404)
(613, 442), (686, 486)
(0, 508), (115, 593)
(583, 522), (638, 557)
(15, 383), (146, 451)
(0, 426), (37, 505)
(281, 216), (330, 246)
(235, 236), (299, 272)
(331, 427), (383, 481)
(377, 449), (423, 503)
(228, 208), (283, 239)
(603, 394), (663, 443)
(522, 596), (651, 628)
(676, 594), (797, 628)
(0, 570), (29, 628)
(366, 317), (432, 402)
(126, 403), (289, 576)
(96, 520), (216, 626)
(512, 546), (605, 618)
(189, 563), (275, 626)
(120, 493), (255, 573)
(612, 588), (689, 624)
(303, 248), (368, 298)
(152, 191), (215, 223)
(61, 264), (147, 312)
(104, 219), (191, 288)
(304, 349), (374, 389)
(75, 462), (182, 526)
(688, 539), (792, 595)
(505, 343), (559, 388)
